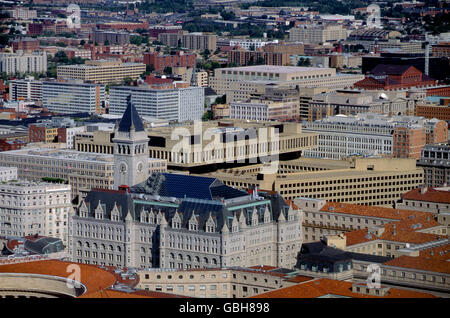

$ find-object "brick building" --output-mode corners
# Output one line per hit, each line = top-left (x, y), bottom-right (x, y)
(354, 65), (437, 90)
(143, 51), (196, 72)
(392, 126), (426, 159)
(10, 38), (39, 53)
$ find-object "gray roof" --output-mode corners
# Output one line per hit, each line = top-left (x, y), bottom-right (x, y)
(118, 95), (145, 132)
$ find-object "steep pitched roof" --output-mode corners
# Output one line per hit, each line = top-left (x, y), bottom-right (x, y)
(118, 95), (145, 133)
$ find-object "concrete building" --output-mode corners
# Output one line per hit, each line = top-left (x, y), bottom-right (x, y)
(158, 31), (217, 51)
(208, 157), (424, 207)
(307, 89), (419, 121)
(109, 85), (205, 122)
(0, 180), (72, 246)
(42, 80), (106, 114)
(302, 113), (448, 160)
(7, 7), (37, 19)
(0, 148), (115, 199)
(229, 101), (295, 121)
(296, 198), (446, 245)
(417, 144), (450, 188)
(398, 187), (450, 214)
(289, 25), (347, 44)
(69, 174), (302, 270)
(92, 30), (130, 45)
(57, 59), (146, 84)
(145, 120), (317, 173)
(209, 66), (364, 101)
(8, 76), (43, 102)
(0, 167), (17, 182)
(137, 267), (305, 298)
(0, 51), (47, 75)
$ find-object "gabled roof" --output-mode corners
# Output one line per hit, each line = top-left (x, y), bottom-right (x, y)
(371, 64), (417, 76)
(118, 95), (145, 133)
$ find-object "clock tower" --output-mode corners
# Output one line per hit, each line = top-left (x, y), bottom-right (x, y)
(113, 95), (149, 189)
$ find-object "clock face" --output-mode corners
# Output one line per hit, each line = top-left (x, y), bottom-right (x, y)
(137, 162), (143, 173)
(119, 162), (127, 174)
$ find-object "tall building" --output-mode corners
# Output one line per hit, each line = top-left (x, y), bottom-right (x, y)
(7, 7), (37, 19)
(289, 25), (347, 44)
(109, 85), (204, 122)
(10, 37), (40, 53)
(0, 51), (47, 75)
(113, 96), (150, 189)
(158, 31), (217, 51)
(42, 80), (106, 114)
(57, 59), (146, 84)
(92, 30), (130, 45)
(69, 174), (302, 269)
(143, 51), (196, 72)
(0, 180), (72, 246)
(8, 76), (43, 102)
(302, 113), (448, 160)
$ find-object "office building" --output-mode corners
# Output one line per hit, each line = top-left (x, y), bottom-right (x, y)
(10, 37), (40, 53)
(146, 120), (317, 173)
(302, 113), (448, 160)
(229, 101), (295, 121)
(0, 148), (115, 198)
(42, 80), (106, 114)
(7, 7), (37, 19)
(417, 144), (450, 188)
(208, 157), (424, 207)
(137, 267), (306, 298)
(8, 76), (43, 102)
(57, 59), (146, 84)
(143, 51), (196, 73)
(289, 25), (347, 44)
(109, 85), (204, 122)
(209, 66), (364, 100)
(0, 51), (47, 75)
(158, 31), (217, 51)
(92, 30), (130, 45)
(398, 187), (450, 214)
(69, 173), (302, 269)
(0, 180), (72, 246)
(296, 197), (446, 245)
(307, 90), (419, 121)
(0, 167), (17, 182)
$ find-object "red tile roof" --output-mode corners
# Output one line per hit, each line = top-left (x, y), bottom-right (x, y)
(402, 187), (450, 204)
(252, 278), (437, 298)
(383, 255), (450, 274)
(0, 260), (116, 296)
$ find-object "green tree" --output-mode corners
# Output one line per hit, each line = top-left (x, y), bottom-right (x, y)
(123, 77), (133, 85)
(104, 40), (110, 46)
(202, 110), (214, 121)
(80, 40), (86, 46)
(55, 51), (69, 64)
(163, 66), (172, 74)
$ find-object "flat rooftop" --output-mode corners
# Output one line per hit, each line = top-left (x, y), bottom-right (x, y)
(217, 65), (327, 73)
(0, 147), (114, 163)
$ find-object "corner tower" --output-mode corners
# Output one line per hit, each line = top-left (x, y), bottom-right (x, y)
(113, 95), (149, 189)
